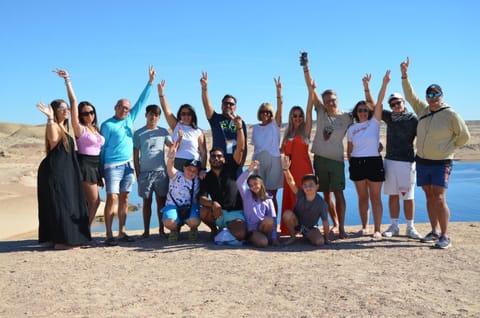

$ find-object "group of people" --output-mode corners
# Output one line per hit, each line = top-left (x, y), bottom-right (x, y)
(36, 55), (470, 250)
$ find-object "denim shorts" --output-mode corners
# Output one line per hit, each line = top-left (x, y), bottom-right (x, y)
(416, 162), (452, 188)
(137, 170), (168, 199)
(162, 204), (200, 224)
(104, 161), (135, 194)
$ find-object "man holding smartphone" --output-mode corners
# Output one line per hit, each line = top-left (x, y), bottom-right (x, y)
(302, 54), (353, 240)
(200, 72), (247, 177)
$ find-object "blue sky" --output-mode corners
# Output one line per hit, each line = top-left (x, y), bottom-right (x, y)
(1, 0), (479, 131)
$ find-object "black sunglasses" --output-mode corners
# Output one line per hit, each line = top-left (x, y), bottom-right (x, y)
(223, 101), (235, 107)
(80, 110), (95, 117)
(390, 101), (402, 108)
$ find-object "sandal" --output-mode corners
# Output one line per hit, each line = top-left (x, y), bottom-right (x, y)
(372, 231), (382, 240)
(118, 234), (135, 243)
(104, 237), (118, 246)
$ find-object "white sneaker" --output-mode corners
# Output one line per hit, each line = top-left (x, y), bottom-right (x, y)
(382, 225), (399, 237)
(406, 227), (422, 240)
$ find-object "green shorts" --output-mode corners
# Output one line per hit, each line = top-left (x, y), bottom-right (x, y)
(216, 210), (245, 228)
(313, 155), (346, 192)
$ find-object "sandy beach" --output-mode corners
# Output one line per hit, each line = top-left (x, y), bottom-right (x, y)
(1, 121), (479, 317)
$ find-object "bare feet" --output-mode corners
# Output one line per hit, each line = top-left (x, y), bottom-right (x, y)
(358, 228), (369, 236)
(339, 230), (349, 239)
(372, 231), (382, 240)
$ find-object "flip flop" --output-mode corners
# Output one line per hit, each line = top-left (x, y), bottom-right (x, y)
(104, 237), (118, 246)
(118, 234), (135, 243)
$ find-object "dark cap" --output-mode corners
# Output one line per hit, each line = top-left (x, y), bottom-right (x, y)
(184, 159), (201, 169)
(426, 84), (442, 94)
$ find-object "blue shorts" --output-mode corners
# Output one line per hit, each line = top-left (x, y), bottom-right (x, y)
(216, 210), (245, 228)
(416, 162), (452, 188)
(162, 204), (200, 223)
(137, 170), (168, 199)
(104, 161), (135, 194)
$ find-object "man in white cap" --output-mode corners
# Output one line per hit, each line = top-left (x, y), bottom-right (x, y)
(379, 91), (421, 239)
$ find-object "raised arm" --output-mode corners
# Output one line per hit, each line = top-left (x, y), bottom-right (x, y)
(54, 69), (82, 138)
(130, 65), (156, 121)
(166, 141), (179, 178)
(281, 155), (298, 194)
(232, 115), (246, 165)
(362, 73), (375, 109)
(274, 76), (283, 127)
(200, 71), (214, 120)
(400, 57), (427, 114)
(305, 79), (315, 139)
(301, 53), (321, 107)
(36, 103), (62, 149)
(374, 70), (391, 121)
(157, 79), (178, 130)
(236, 160), (259, 198)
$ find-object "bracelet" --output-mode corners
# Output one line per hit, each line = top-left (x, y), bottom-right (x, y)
(401, 76), (407, 79)
(202, 88), (207, 91)
(236, 127), (243, 130)
(283, 168), (289, 171)
(277, 96), (282, 99)
(159, 95), (165, 98)
(364, 90), (370, 92)
(304, 70), (309, 73)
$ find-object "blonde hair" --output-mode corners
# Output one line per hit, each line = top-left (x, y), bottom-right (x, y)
(281, 106), (308, 149)
(257, 102), (274, 122)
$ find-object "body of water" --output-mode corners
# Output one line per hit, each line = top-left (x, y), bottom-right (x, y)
(91, 161), (480, 233)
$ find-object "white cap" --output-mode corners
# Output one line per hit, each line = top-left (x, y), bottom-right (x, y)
(388, 92), (404, 103)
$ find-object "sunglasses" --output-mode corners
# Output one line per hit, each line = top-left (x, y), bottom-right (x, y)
(260, 110), (272, 115)
(303, 182), (316, 189)
(223, 101), (235, 107)
(180, 112), (192, 116)
(357, 108), (369, 113)
(292, 114), (304, 119)
(57, 105), (70, 111)
(427, 92), (442, 98)
(389, 101), (402, 108)
(80, 110), (95, 117)
(210, 154), (224, 159)
(325, 98), (337, 105)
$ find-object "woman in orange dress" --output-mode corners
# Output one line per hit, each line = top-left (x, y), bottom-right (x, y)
(279, 83), (314, 235)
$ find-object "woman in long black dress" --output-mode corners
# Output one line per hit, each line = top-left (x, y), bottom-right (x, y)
(37, 98), (91, 249)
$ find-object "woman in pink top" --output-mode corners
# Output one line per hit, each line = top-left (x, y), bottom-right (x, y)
(55, 69), (105, 224)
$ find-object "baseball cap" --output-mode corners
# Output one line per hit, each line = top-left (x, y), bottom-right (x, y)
(184, 159), (201, 169)
(388, 92), (404, 103)
(426, 84), (442, 94)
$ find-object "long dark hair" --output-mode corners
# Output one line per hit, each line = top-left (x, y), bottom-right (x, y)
(45, 99), (70, 154)
(352, 100), (373, 122)
(176, 104), (199, 129)
(78, 101), (100, 133)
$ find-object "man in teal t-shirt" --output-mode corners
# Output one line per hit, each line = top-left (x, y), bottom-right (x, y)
(100, 66), (156, 246)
